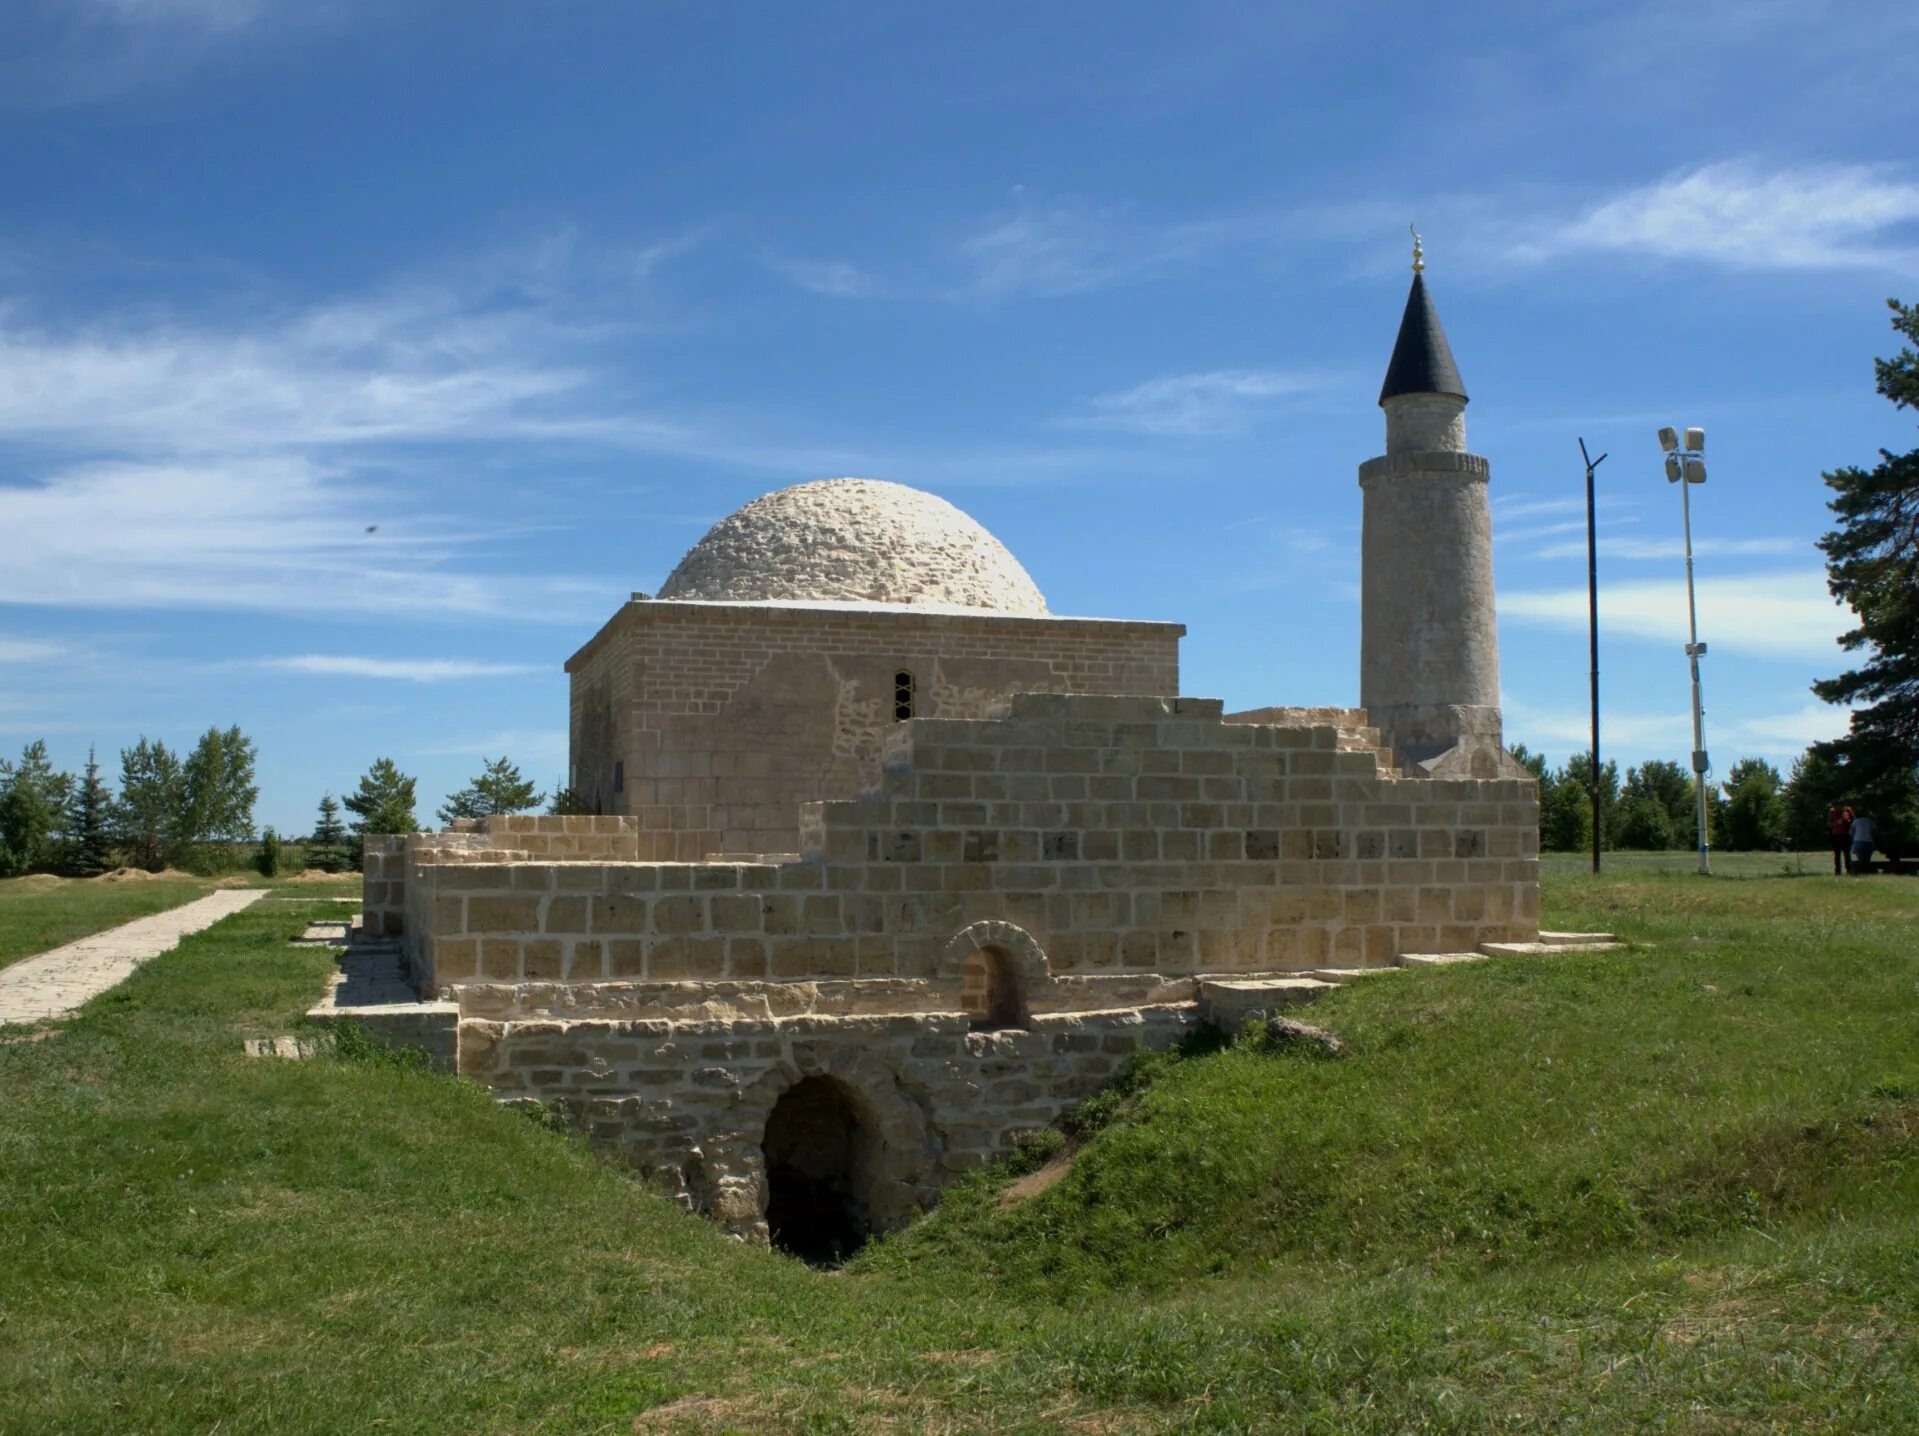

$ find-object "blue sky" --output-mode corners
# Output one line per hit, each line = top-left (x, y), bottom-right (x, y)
(2, 0), (1916, 834)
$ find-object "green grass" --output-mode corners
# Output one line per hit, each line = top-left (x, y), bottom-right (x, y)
(0, 874), (213, 971)
(1, 870), (1916, 1432)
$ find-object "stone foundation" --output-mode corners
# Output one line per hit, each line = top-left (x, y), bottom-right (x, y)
(368, 691), (1539, 1246)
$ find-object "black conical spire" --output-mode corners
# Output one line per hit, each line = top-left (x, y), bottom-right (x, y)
(1379, 270), (1467, 405)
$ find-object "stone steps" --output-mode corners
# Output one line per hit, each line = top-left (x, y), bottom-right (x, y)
(1478, 939), (1624, 956)
(305, 937), (457, 1070)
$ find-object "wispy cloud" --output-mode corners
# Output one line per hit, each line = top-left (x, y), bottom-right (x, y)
(1532, 536), (1808, 562)
(1502, 569), (1849, 660)
(417, 729), (568, 764)
(1520, 160), (1919, 271)
(255, 655), (546, 682)
(771, 197), (1287, 303)
(0, 638), (65, 663)
(0, 456), (622, 621)
(1064, 368), (1331, 436)
(0, 283), (611, 457)
(764, 255), (895, 299)
(1503, 693), (1850, 765)
(4, 0), (353, 106)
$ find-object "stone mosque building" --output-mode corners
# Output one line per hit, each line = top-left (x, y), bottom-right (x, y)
(353, 261), (1541, 1257)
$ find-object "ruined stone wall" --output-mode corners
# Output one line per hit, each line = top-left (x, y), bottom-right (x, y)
(406, 692), (1538, 994)
(564, 602), (1183, 861)
(384, 692), (1538, 1236)
(460, 1004), (1200, 1237)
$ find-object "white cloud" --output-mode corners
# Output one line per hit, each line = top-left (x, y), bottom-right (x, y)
(1066, 369), (1329, 436)
(0, 287), (604, 457)
(1531, 536), (1807, 562)
(766, 256), (893, 299)
(1502, 569), (1848, 660)
(256, 655), (546, 682)
(3, 0), (351, 106)
(1502, 694), (1852, 767)
(0, 456), (621, 621)
(418, 729), (568, 764)
(0, 638), (65, 663)
(1524, 160), (1919, 270)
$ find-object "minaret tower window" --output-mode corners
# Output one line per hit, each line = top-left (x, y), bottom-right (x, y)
(893, 670), (915, 722)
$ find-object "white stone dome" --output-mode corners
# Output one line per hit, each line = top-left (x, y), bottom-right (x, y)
(655, 478), (1048, 614)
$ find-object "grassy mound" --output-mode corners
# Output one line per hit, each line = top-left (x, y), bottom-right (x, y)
(868, 874), (1919, 1296)
(1, 871), (1915, 1432)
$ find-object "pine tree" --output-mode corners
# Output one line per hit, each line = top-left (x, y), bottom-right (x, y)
(547, 782), (597, 817)
(1781, 745), (1848, 851)
(307, 794), (351, 873)
(437, 756), (543, 826)
(64, 746), (116, 877)
(0, 740), (73, 876)
(1814, 298), (1919, 794)
(344, 758), (419, 836)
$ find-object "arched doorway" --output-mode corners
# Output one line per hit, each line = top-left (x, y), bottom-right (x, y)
(960, 947), (1026, 1030)
(761, 1076), (875, 1264)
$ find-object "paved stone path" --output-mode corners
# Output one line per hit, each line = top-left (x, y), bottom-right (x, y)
(0, 889), (267, 1027)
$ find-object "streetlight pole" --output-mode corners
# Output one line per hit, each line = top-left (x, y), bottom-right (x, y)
(1579, 437), (1607, 874)
(1660, 426), (1711, 876)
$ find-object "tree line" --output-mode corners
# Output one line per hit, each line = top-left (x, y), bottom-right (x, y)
(0, 736), (578, 878)
(0, 728), (259, 877)
(1510, 743), (1918, 858)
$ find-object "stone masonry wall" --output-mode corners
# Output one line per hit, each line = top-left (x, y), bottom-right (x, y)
(380, 692), (1539, 1237)
(410, 693), (1538, 995)
(565, 602), (1183, 861)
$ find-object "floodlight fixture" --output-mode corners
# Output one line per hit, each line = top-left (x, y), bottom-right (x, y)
(1685, 426), (1705, 452)
(1684, 457), (1706, 484)
(1658, 426), (1680, 452)
(1665, 454), (1683, 483)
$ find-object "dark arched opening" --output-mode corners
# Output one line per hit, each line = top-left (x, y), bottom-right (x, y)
(960, 948), (1026, 1031)
(762, 1076), (875, 1265)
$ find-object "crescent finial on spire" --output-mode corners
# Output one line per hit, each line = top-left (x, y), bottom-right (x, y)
(1410, 223), (1424, 274)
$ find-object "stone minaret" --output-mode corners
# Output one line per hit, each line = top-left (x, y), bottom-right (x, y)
(1359, 240), (1507, 777)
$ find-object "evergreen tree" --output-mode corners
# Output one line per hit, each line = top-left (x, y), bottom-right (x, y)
(344, 758), (419, 837)
(64, 746), (116, 877)
(307, 794), (351, 873)
(1813, 298), (1919, 791)
(115, 738), (187, 871)
(1781, 746), (1848, 851)
(437, 756), (543, 826)
(1719, 758), (1787, 851)
(257, 827), (282, 877)
(0, 740), (73, 876)
(547, 782), (597, 817)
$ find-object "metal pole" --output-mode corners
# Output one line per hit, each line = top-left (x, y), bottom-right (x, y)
(1580, 438), (1606, 874)
(1680, 473), (1711, 875)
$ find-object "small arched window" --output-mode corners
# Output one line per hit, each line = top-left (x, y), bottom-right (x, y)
(893, 669), (915, 722)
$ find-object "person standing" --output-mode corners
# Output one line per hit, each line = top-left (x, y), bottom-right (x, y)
(1850, 809), (1877, 875)
(1827, 800), (1856, 875)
